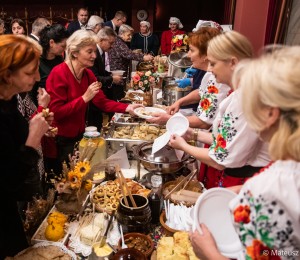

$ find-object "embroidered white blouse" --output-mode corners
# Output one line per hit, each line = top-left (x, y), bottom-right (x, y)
(228, 160), (300, 260)
(196, 72), (231, 125)
(208, 90), (270, 168)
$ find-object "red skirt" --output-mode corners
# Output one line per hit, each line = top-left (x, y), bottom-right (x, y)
(198, 145), (245, 189)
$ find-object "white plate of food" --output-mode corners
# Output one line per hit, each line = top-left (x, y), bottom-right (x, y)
(134, 107), (166, 119)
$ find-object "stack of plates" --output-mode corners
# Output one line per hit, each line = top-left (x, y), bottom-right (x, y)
(193, 188), (242, 258)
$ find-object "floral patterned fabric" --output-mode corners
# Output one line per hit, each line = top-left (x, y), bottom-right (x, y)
(108, 36), (144, 86)
(208, 90), (270, 168)
(196, 72), (231, 125)
(229, 160), (300, 260)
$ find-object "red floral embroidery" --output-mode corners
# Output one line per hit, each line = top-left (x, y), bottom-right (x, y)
(227, 89), (233, 97)
(207, 85), (219, 94)
(201, 99), (211, 111)
(233, 205), (251, 223)
(214, 134), (226, 151)
(247, 239), (281, 260)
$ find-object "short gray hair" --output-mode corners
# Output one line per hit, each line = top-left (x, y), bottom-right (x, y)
(118, 24), (134, 36)
(32, 18), (49, 34)
(66, 30), (99, 60)
(0, 19), (4, 26)
(87, 15), (104, 29)
(97, 26), (117, 40)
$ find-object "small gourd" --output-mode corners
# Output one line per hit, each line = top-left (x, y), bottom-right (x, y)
(47, 212), (67, 226)
(45, 221), (64, 241)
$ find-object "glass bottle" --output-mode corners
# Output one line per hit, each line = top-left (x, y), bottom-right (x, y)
(147, 175), (163, 224)
(105, 165), (116, 181)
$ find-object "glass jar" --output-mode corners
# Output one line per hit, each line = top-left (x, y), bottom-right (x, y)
(105, 165), (116, 181)
(79, 131), (106, 167)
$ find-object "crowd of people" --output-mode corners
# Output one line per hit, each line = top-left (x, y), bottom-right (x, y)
(0, 6), (300, 260)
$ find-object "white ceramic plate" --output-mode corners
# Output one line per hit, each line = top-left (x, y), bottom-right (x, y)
(134, 107), (166, 119)
(193, 188), (242, 258)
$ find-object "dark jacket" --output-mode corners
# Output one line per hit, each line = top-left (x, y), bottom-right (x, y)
(88, 47), (113, 89)
(67, 20), (81, 35)
(130, 32), (160, 56)
(0, 95), (40, 258)
(103, 20), (119, 33)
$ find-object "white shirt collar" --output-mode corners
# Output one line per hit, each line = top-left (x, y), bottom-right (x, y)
(97, 44), (104, 56)
(30, 33), (39, 41)
(79, 21), (87, 29)
(111, 20), (116, 30)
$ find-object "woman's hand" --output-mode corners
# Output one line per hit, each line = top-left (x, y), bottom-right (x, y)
(189, 224), (225, 260)
(45, 126), (58, 138)
(37, 87), (50, 108)
(182, 127), (194, 141)
(168, 134), (188, 150)
(166, 101), (181, 115)
(82, 82), (100, 103)
(45, 112), (54, 126)
(227, 185), (243, 194)
(143, 55), (154, 62)
(26, 113), (50, 150)
(146, 112), (171, 125)
(112, 75), (123, 84)
(125, 104), (144, 115)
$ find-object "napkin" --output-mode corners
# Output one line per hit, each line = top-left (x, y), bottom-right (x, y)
(107, 147), (130, 169)
(152, 113), (188, 160)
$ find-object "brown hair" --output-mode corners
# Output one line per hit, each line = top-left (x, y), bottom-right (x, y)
(187, 27), (221, 56)
(10, 18), (26, 35)
(115, 11), (127, 19)
(0, 35), (42, 84)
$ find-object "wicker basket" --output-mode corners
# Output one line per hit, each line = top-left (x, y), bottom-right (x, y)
(160, 211), (182, 236)
(162, 180), (199, 208)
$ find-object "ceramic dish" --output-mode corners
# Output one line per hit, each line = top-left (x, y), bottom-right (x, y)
(112, 248), (147, 260)
(117, 232), (154, 258)
(134, 107), (166, 119)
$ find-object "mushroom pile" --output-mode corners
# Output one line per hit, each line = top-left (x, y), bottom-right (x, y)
(124, 236), (151, 253)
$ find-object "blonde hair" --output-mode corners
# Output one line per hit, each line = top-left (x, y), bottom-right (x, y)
(208, 31), (253, 61)
(237, 46), (300, 161)
(66, 30), (99, 60)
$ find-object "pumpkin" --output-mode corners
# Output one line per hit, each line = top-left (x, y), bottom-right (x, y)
(84, 180), (92, 191)
(47, 212), (67, 227)
(45, 222), (64, 241)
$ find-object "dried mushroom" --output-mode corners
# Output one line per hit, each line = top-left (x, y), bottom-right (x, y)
(124, 236), (151, 252)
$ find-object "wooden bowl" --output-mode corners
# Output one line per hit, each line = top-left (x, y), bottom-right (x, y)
(162, 180), (199, 208)
(160, 211), (183, 236)
(118, 232), (154, 258)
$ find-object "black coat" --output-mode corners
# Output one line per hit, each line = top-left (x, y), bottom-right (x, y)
(67, 20), (81, 35)
(102, 20), (118, 33)
(130, 32), (160, 56)
(0, 96), (40, 258)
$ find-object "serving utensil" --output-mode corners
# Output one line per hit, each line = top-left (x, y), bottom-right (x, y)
(165, 169), (197, 200)
(98, 210), (116, 248)
(120, 225), (128, 249)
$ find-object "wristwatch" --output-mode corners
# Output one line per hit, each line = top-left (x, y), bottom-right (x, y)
(193, 130), (198, 142)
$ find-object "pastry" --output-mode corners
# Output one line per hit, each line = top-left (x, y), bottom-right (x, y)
(115, 190), (124, 200)
(136, 189), (151, 197)
(106, 202), (118, 211)
(91, 193), (102, 203)
(110, 196), (118, 204)
(37, 245), (65, 259)
(157, 245), (173, 260)
(131, 183), (143, 194)
(80, 225), (101, 246)
(96, 187), (105, 197)
(173, 245), (189, 260)
(106, 188), (116, 197)
(174, 231), (190, 250)
(106, 180), (116, 187)
(97, 197), (110, 208)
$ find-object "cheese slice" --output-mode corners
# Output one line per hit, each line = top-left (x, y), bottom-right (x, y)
(80, 225), (101, 246)
(94, 213), (104, 229)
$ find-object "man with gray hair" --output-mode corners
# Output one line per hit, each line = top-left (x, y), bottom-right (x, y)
(29, 18), (49, 41)
(87, 26), (122, 130)
(0, 19), (6, 35)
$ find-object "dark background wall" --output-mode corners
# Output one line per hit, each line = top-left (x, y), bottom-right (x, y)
(1, 0), (226, 35)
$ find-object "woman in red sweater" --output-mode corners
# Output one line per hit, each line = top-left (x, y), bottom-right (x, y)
(161, 17), (185, 55)
(47, 30), (142, 164)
